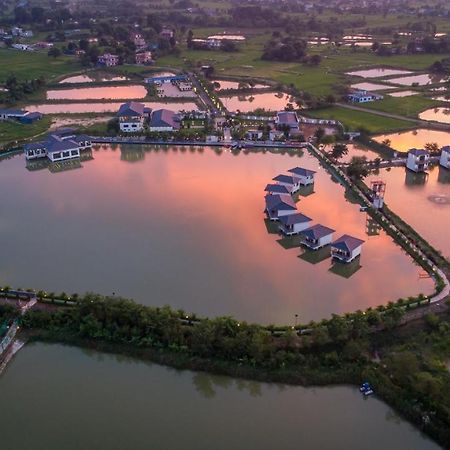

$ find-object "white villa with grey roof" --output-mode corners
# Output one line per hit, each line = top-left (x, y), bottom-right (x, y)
(331, 234), (365, 263)
(406, 148), (430, 173)
(440, 146), (450, 169)
(279, 212), (312, 236)
(264, 194), (297, 221)
(301, 224), (335, 250)
(287, 167), (316, 186)
(272, 174), (300, 193)
(117, 101), (151, 133)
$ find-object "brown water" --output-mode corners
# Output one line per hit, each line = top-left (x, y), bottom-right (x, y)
(366, 166), (450, 258)
(419, 107), (450, 124)
(347, 68), (413, 78)
(388, 74), (449, 86)
(24, 101), (199, 114)
(350, 82), (395, 91)
(46, 85), (148, 100)
(0, 342), (440, 450)
(0, 146), (432, 323)
(221, 93), (293, 113)
(373, 129), (450, 153)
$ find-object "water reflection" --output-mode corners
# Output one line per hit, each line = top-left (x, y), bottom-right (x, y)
(221, 92), (293, 113)
(25, 149), (94, 173)
(46, 85), (148, 100)
(329, 258), (362, 279)
(405, 169), (428, 186)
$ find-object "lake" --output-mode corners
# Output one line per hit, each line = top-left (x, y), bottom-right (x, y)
(0, 342), (440, 450)
(419, 107), (450, 124)
(24, 101), (199, 114)
(0, 146), (432, 324)
(366, 165), (450, 258)
(221, 92), (294, 113)
(373, 129), (450, 153)
(46, 85), (148, 100)
(347, 68), (413, 78)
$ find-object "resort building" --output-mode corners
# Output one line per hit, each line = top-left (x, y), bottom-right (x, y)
(287, 167), (316, 186)
(149, 109), (180, 132)
(144, 75), (188, 84)
(264, 194), (297, 221)
(135, 51), (153, 65)
(301, 224), (335, 250)
(117, 101), (151, 133)
(272, 174), (300, 193)
(440, 146), (450, 169)
(275, 111), (299, 131)
(347, 90), (383, 103)
(406, 148), (430, 172)
(0, 108), (43, 123)
(98, 53), (119, 66)
(264, 184), (292, 195)
(279, 212), (312, 236)
(331, 234), (365, 263)
(24, 132), (92, 162)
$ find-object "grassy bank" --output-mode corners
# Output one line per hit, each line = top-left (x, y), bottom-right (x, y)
(0, 117), (52, 149)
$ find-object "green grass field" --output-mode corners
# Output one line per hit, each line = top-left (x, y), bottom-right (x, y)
(0, 49), (82, 83)
(0, 116), (52, 147)
(362, 95), (441, 117)
(306, 106), (415, 133)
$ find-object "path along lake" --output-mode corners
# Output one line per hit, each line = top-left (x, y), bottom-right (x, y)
(0, 342), (440, 450)
(0, 146), (432, 324)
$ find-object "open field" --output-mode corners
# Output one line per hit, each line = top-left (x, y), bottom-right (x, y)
(362, 95), (442, 117)
(0, 116), (52, 147)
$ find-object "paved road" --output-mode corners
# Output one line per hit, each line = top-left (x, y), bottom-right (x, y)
(336, 102), (450, 131)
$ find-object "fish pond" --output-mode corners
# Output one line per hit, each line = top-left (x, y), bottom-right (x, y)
(373, 129), (450, 153)
(221, 92), (294, 113)
(0, 145), (432, 324)
(347, 68), (413, 78)
(46, 85), (148, 100)
(419, 107), (450, 124)
(58, 73), (130, 84)
(0, 342), (440, 450)
(387, 73), (449, 86)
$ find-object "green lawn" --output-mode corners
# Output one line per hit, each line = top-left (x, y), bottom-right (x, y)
(307, 106), (415, 133)
(362, 95), (441, 118)
(0, 117), (51, 147)
(0, 49), (82, 83)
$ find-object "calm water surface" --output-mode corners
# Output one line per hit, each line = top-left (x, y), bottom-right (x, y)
(59, 73), (129, 83)
(25, 101), (199, 114)
(46, 85), (147, 100)
(419, 107), (450, 124)
(221, 92), (293, 112)
(350, 82), (394, 91)
(374, 129), (450, 153)
(0, 146), (432, 323)
(0, 342), (440, 450)
(367, 166), (450, 258)
(347, 68), (412, 78)
(388, 73), (449, 86)
(389, 90), (419, 97)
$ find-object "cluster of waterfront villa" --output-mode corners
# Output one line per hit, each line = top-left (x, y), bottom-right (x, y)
(264, 167), (365, 263)
(407, 147), (450, 172)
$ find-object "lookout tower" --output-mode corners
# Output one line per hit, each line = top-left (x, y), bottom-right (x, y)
(370, 180), (386, 209)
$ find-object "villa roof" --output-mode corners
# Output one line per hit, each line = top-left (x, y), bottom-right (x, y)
(264, 184), (291, 194)
(45, 135), (80, 153)
(118, 101), (146, 117)
(279, 212), (312, 225)
(72, 134), (91, 143)
(24, 141), (46, 151)
(150, 109), (180, 129)
(301, 224), (335, 240)
(272, 174), (298, 185)
(265, 194), (297, 211)
(442, 146), (450, 154)
(409, 148), (429, 156)
(0, 108), (28, 116)
(287, 167), (316, 177)
(276, 111), (298, 124)
(331, 234), (365, 253)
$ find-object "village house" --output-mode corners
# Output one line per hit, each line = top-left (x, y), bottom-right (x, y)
(135, 51), (153, 65)
(347, 90), (383, 103)
(160, 28), (174, 39)
(331, 234), (364, 263)
(0, 108), (43, 123)
(275, 111), (300, 131)
(12, 43), (33, 51)
(300, 224), (335, 250)
(264, 194), (297, 221)
(246, 129), (263, 140)
(149, 109), (180, 132)
(440, 146), (450, 169)
(24, 131), (91, 162)
(117, 102), (151, 133)
(406, 148), (430, 172)
(98, 53), (119, 67)
(287, 167), (316, 185)
(272, 174), (300, 193)
(131, 32), (146, 49)
(279, 212), (312, 236)
(264, 184), (291, 195)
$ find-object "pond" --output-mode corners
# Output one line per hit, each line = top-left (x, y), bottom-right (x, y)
(366, 165), (450, 258)
(221, 93), (294, 113)
(388, 90), (419, 97)
(373, 129), (450, 153)
(387, 74), (449, 86)
(24, 101), (199, 114)
(46, 85), (148, 100)
(0, 342), (440, 450)
(0, 146), (432, 324)
(337, 143), (381, 164)
(350, 82), (395, 91)
(212, 80), (270, 90)
(58, 73), (130, 84)
(347, 68), (413, 79)
(419, 107), (450, 124)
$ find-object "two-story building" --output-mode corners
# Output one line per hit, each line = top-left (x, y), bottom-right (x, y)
(149, 109), (180, 132)
(98, 53), (119, 66)
(406, 148), (430, 172)
(117, 102), (151, 133)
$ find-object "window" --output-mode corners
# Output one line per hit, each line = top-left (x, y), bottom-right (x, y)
(63, 151), (70, 157)
(28, 150), (34, 156)
(71, 150), (78, 156)
(54, 152), (61, 159)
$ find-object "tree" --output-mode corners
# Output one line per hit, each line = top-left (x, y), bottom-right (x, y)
(308, 54), (322, 66)
(424, 142), (440, 153)
(331, 143), (348, 160)
(381, 138), (391, 147)
(347, 156), (369, 180)
(48, 47), (62, 58)
(314, 127), (325, 143)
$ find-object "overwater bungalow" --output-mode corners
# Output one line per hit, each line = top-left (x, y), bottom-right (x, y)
(264, 194), (297, 221)
(264, 183), (292, 195)
(331, 234), (365, 263)
(278, 212), (312, 236)
(300, 224), (335, 250)
(272, 174), (300, 193)
(440, 146), (450, 169)
(406, 148), (429, 173)
(287, 167), (316, 186)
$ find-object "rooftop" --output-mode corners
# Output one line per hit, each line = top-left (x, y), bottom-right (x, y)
(272, 174), (298, 185)
(288, 167), (316, 177)
(302, 224), (335, 240)
(264, 184), (291, 194)
(409, 148), (429, 156)
(279, 212), (312, 225)
(265, 194), (297, 210)
(332, 234), (365, 253)
(118, 101), (146, 117)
